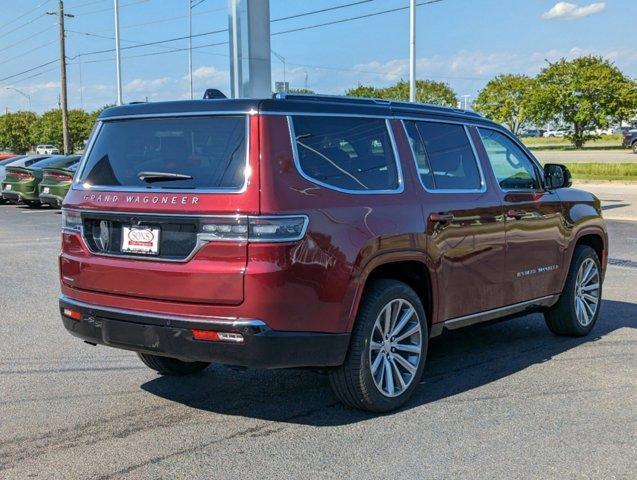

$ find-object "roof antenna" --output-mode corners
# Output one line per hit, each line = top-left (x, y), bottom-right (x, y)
(203, 89), (227, 99)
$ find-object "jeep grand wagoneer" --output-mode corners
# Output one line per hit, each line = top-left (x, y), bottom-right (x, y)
(59, 94), (607, 412)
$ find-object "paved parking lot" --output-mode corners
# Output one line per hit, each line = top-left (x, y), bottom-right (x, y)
(0, 187), (635, 479)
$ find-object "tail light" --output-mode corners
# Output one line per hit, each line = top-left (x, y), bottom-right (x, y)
(62, 209), (82, 232)
(199, 215), (308, 242)
(12, 171), (34, 181)
(45, 172), (73, 182)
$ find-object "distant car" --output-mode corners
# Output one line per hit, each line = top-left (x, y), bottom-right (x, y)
(38, 162), (79, 208)
(0, 155), (50, 193)
(35, 144), (60, 155)
(622, 130), (637, 153)
(0, 153), (17, 161)
(1, 155), (80, 207)
(543, 129), (570, 138)
(519, 129), (542, 137)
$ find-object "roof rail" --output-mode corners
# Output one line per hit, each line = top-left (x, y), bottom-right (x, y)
(272, 92), (484, 118)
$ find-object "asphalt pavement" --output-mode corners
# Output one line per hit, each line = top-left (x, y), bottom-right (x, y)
(0, 188), (635, 479)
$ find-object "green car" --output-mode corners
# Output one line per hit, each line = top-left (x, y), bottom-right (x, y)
(38, 161), (80, 208)
(1, 155), (80, 207)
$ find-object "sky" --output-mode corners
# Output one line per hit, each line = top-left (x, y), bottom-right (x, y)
(0, 0), (635, 113)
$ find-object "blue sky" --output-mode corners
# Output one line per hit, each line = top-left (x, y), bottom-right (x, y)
(0, 0), (634, 112)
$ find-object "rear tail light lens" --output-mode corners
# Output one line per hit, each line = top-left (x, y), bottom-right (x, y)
(62, 209), (82, 232)
(45, 173), (72, 182)
(199, 215), (308, 243)
(12, 171), (34, 181)
(63, 308), (82, 321)
(192, 329), (244, 343)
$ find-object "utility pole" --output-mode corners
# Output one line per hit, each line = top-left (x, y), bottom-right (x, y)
(47, 1), (73, 154)
(114, 0), (123, 105)
(409, 0), (416, 102)
(188, 0), (193, 99)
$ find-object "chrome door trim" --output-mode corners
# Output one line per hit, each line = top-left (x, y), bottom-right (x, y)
(429, 294), (559, 337)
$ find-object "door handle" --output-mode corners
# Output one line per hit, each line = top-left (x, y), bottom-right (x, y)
(429, 212), (454, 223)
(507, 209), (526, 220)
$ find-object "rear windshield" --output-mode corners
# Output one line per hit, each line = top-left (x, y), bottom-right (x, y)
(78, 116), (247, 190)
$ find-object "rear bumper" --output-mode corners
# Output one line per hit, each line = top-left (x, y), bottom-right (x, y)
(59, 295), (350, 369)
(2, 191), (21, 202)
(39, 193), (63, 206)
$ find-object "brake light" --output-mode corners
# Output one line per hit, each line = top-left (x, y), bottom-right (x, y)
(12, 171), (33, 181)
(199, 215), (308, 242)
(62, 209), (82, 232)
(45, 172), (73, 182)
(192, 329), (244, 343)
(63, 308), (82, 321)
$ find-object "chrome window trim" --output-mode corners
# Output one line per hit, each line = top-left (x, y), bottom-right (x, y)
(287, 115), (404, 195)
(476, 126), (545, 194)
(400, 119), (487, 194)
(63, 209), (309, 263)
(72, 114), (251, 194)
(99, 110), (257, 121)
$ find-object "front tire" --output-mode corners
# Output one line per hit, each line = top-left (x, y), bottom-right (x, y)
(138, 353), (210, 375)
(329, 279), (428, 412)
(632, 141), (637, 154)
(544, 245), (602, 336)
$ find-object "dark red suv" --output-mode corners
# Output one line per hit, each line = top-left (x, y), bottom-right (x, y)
(60, 94), (607, 412)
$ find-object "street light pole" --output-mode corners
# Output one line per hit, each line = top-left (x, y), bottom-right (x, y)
(5, 87), (31, 110)
(113, 0), (123, 105)
(409, 0), (416, 102)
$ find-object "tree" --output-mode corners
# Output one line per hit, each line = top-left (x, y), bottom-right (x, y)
(31, 108), (97, 152)
(529, 56), (637, 147)
(0, 111), (38, 153)
(473, 74), (535, 134)
(346, 79), (458, 107)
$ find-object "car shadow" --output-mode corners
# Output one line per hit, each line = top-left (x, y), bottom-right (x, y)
(140, 299), (635, 426)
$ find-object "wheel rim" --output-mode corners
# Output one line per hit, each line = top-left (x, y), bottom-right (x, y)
(574, 258), (600, 327)
(369, 298), (422, 398)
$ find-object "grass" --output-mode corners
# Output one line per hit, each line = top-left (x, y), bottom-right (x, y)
(522, 134), (625, 151)
(560, 163), (637, 181)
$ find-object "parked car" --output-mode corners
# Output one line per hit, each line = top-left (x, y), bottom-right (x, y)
(543, 128), (570, 138)
(38, 162), (79, 208)
(518, 128), (542, 137)
(1, 155), (80, 207)
(622, 129), (637, 153)
(35, 144), (60, 155)
(59, 94), (607, 412)
(0, 153), (17, 161)
(0, 155), (51, 202)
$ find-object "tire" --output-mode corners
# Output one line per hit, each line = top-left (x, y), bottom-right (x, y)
(544, 245), (602, 337)
(24, 200), (41, 208)
(137, 353), (210, 375)
(329, 279), (428, 412)
(632, 141), (637, 154)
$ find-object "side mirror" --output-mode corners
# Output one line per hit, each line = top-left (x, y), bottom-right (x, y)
(544, 163), (572, 189)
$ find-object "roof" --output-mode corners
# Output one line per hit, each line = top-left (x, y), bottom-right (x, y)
(98, 93), (492, 126)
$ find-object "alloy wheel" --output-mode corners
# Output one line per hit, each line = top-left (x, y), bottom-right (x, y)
(574, 258), (600, 327)
(369, 298), (422, 398)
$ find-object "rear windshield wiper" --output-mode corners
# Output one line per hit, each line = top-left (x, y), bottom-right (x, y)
(137, 171), (193, 183)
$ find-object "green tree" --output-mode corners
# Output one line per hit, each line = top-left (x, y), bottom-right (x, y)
(0, 111), (38, 153)
(529, 56), (637, 147)
(346, 79), (458, 107)
(473, 74), (535, 134)
(32, 108), (97, 152)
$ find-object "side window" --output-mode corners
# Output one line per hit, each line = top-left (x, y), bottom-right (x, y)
(291, 116), (399, 192)
(478, 128), (540, 191)
(404, 120), (482, 190)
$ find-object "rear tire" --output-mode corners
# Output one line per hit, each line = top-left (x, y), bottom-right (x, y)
(544, 245), (602, 337)
(137, 353), (210, 375)
(329, 279), (428, 412)
(632, 141), (637, 154)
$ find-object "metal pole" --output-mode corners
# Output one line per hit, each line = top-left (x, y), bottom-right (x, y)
(113, 0), (123, 105)
(188, 0), (193, 99)
(57, 1), (71, 153)
(409, 0), (416, 102)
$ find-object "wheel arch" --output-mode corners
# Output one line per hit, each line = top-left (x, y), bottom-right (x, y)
(346, 252), (436, 333)
(561, 227), (608, 291)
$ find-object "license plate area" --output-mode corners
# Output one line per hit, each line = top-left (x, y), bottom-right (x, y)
(5, 184), (11, 190)
(121, 226), (160, 255)
(42, 187), (50, 194)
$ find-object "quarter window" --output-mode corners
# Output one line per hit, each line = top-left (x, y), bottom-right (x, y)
(478, 128), (540, 191)
(291, 116), (399, 192)
(404, 121), (483, 191)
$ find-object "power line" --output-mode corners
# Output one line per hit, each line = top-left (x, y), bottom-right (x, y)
(0, 59), (59, 84)
(0, 0), (52, 31)
(271, 0), (376, 23)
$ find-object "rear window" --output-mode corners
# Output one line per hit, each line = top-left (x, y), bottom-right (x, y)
(78, 116), (247, 190)
(291, 116), (400, 192)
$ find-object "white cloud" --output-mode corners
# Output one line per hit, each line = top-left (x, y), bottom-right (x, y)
(542, 2), (606, 20)
(124, 77), (171, 94)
